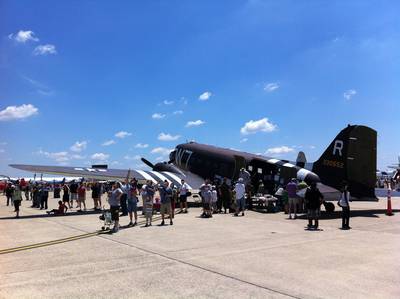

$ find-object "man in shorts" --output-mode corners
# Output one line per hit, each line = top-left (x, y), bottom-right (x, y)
(69, 180), (79, 208)
(286, 178), (298, 219)
(178, 179), (189, 213)
(108, 182), (123, 232)
(123, 179), (138, 227)
(304, 182), (324, 229)
(199, 179), (213, 218)
(234, 178), (246, 216)
(159, 181), (173, 226)
(77, 183), (87, 212)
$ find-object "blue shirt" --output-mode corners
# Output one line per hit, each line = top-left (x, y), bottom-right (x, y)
(159, 186), (172, 204)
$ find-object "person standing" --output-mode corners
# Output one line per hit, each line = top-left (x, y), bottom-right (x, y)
(69, 180), (78, 208)
(338, 182), (351, 230)
(108, 182), (123, 233)
(32, 184), (40, 208)
(62, 184), (71, 209)
(286, 179), (298, 219)
(123, 179), (138, 227)
(77, 183), (87, 212)
(91, 183), (101, 211)
(12, 183), (23, 218)
(219, 178), (232, 214)
(171, 184), (178, 219)
(199, 179), (213, 217)
(5, 183), (13, 206)
(239, 167), (252, 210)
(234, 178), (246, 216)
(211, 186), (218, 213)
(304, 182), (324, 229)
(40, 184), (49, 210)
(142, 181), (153, 227)
(159, 181), (173, 226)
(24, 183), (30, 201)
(178, 179), (190, 213)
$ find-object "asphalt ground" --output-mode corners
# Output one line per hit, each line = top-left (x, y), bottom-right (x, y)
(0, 192), (399, 299)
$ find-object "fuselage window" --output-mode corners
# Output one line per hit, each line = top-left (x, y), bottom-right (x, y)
(248, 165), (253, 172)
(257, 168), (263, 174)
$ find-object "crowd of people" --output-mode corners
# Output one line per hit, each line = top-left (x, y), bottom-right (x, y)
(4, 168), (394, 232)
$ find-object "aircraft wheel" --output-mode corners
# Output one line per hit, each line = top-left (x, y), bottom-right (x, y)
(324, 202), (335, 213)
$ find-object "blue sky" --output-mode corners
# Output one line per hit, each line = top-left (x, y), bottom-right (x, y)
(1, 0), (399, 177)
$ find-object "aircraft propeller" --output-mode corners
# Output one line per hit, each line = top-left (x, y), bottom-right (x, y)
(141, 158), (155, 169)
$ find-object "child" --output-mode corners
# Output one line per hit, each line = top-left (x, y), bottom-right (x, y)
(143, 189), (153, 227)
(211, 186), (218, 214)
(47, 201), (68, 215)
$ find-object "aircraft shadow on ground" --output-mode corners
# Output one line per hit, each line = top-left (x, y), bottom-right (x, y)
(295, 209), (400, 220)
(0, 209), (103, 220)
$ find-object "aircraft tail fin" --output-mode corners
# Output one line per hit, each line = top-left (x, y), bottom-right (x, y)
(312, 125), (377, 199)
(296, 151), (307, 168)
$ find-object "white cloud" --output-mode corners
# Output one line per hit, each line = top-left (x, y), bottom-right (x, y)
(240, 117), (277, 135)
(0, 104), (38, 121)
(163, 100), (174, 105)
(21, 75), (53, 96)
(33, 44), (57, 56)
(158, 132), (181, 141)
(115, 131), (132, 139)
(8, 30), (39, 43)
(343, 89), (357, 100)
(264, 82), (279, 92)
(124, 155), (141, 160)
(111, 161), (120, 166)
(70, 141), (87, 152)
(199, 91), (212, 101)
(37, 150), (69, 162)
(173, 110), (183, 115)
(71, 154), (85, 160)
(36, 149), (86, 163)
(265, 146), (294, 156)
(102, 140), (116, 146)
(152, 113), (165, 119)
(151, 147), (173, 156)
(0, 149), (5, 153)
(186, 120), (205, 127)
(91, 153), (109, 161)
(0, 142), (7, 145)
(134, 143), (149, 149)
(240, 138), (248, 143)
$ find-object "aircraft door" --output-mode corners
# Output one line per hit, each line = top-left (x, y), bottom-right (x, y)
(248, 159), (278, 194)
(233, 155), (246, 180)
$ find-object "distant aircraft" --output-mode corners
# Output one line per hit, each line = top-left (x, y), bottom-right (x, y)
(10, 125), (377, 200)
(387, 155), (400, 171)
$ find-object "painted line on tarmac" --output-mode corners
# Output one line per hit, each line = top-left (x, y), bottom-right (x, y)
(0, 216), (162, 255)
(97, 232), (302, 299)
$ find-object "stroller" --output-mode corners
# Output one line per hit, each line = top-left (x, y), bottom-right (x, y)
(99, 208), (114, 231)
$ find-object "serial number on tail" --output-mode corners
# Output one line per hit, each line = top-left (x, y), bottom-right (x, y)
(323, 159), (344, 168)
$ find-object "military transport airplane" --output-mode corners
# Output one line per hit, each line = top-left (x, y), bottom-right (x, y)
(9, 125), (377, 200)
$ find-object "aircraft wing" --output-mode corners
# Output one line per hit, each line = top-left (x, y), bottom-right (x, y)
(9, 164), (204, 190)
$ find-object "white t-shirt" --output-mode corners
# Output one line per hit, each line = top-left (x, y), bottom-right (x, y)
(234, 183), (246, 199)
(180, 183), (189, 195)
(211, 190), (218, 203)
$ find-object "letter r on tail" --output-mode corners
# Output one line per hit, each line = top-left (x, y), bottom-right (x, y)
(333, 140), (343, 156)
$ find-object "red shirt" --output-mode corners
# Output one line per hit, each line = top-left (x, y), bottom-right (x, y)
(58, 204), (66, 214)
(78, 186), (86, 196)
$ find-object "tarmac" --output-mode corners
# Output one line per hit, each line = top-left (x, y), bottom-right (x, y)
(0, 192), (399, 299)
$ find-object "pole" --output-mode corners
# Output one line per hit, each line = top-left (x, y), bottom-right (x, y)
(386, 187), (394, 216)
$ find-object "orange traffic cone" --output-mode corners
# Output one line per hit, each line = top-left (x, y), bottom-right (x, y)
(386, 188), (394, 216)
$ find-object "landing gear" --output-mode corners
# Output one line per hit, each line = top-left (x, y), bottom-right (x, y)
(323, 202), (335, 214)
